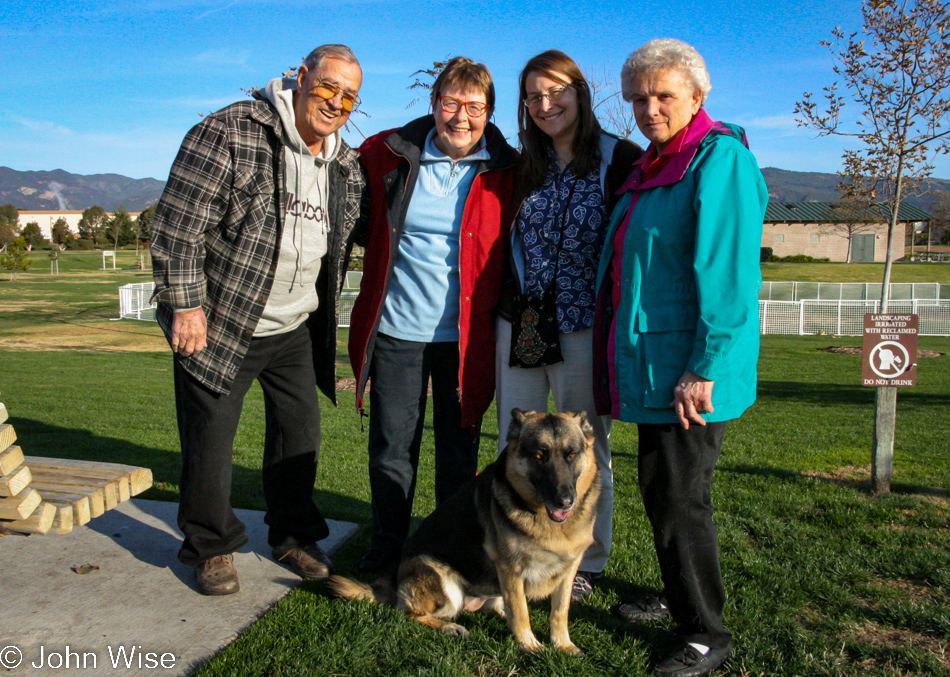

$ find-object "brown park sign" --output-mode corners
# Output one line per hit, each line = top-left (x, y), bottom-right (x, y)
(862, 314), (918, 387)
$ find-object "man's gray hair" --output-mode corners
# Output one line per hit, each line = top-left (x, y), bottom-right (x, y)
(620, 38), (711, 104)
(302, 44), (360, 71)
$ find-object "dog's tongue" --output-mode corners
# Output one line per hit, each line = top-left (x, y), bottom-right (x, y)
(551, 510), (571, 522)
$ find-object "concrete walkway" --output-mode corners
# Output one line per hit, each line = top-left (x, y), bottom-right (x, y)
(0, 499), (357, 676)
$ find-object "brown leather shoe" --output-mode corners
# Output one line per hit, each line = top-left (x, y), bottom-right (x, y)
(272, 543), (334, 579)
(195, 553), (240, 596)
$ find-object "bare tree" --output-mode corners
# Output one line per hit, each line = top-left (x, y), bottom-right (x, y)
(929, 190), (950, 245)
(406, 56), (450, 110)
(795, 0), (950, 495)
(587, 64), (638, 140)
(228, 64), (369, 140)
(822, 192), (887, 262)
(796, 0), (950, 305)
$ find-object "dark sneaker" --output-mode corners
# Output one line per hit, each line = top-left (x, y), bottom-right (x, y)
(353, 548), (399, 577)
(195, 553), (240, 596)
(614, 594), (671, 622)
(272, 543), (334, 580)
(654, 643), (731, 677)
(571, 570), (604, 601)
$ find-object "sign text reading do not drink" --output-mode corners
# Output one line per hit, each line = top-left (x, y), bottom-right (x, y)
(862, 314), (918, 387)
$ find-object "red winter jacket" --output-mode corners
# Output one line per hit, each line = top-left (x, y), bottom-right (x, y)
(348, 115), (517, 426)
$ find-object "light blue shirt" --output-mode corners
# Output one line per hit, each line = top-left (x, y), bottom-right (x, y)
(379, 129), (489, 342)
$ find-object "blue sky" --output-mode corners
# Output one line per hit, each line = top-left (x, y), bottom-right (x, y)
(3, 0), (947, 182)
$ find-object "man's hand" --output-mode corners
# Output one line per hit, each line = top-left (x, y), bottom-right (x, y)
(171, 307), (208, 357)
(670, 371), (714, 430)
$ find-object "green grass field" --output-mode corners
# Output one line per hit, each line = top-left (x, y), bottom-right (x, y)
(1, 252), (948, 676)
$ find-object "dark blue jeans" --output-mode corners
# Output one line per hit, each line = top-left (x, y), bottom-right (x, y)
(174, 324), (329, 566)
(637, 421), (731, 650)
(366, 333), (481, 558)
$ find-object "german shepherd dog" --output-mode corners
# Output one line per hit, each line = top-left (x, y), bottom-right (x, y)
(327, 409), (600, 655)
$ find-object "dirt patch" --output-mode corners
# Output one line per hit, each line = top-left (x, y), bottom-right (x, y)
(804, 464), (872, 490)
(335, 377), (432, 395)
(0, 299), (65, 312)
(822, 346), (943, 357)
(336, 377), (359, 393)
(804, 465), (950, 508)
(0, 323), (168, 353)
(846, 620), (950, 669)
(870, 579), (949, 604)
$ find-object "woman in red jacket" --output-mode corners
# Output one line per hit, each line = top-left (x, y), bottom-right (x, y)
(348, 57), (517, 575)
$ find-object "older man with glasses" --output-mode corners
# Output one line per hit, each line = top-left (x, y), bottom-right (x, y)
(151, 44), (366, 595)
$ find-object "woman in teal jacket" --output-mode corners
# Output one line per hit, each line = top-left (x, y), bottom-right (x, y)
(593, 39), (768, 677)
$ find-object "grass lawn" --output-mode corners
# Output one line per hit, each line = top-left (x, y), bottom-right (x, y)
(760, 261), (950, 283)
(1, 254), (948, 676)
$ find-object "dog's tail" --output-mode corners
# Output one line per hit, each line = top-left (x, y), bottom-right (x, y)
(325, 575), (397, 606)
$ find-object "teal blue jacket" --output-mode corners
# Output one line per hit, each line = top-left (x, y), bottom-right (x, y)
(592, 111), (768, 424)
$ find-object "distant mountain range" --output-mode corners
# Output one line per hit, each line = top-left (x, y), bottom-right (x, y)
(0, 167), (166, 212)
(2, 165), (949, 213)
(760, 168), (950, 212)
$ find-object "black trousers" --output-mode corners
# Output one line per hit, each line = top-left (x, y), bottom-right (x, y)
(174, 324), (329, 566)
(638, 421), (731, 649)
(366, 333), (481, 558)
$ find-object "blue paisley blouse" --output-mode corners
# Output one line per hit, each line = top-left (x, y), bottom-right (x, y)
(517, 157), (607, 333)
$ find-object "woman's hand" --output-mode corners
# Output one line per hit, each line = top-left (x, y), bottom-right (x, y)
(670, 370), (714, 429)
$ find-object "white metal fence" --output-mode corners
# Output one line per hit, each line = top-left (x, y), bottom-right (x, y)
(760, 281), (950, 302)
(759, 299), (950, 336)
(118, 283), (157, 321)
(338, 292), (357, 327)
(121, 283), (950, 335)
(118, 283), (360, 327)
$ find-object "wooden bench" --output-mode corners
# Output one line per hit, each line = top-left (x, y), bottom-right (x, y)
(0, 402), (153, 535)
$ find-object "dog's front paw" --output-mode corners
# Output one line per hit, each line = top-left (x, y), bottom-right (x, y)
(440, 622), (471, 638)
(554, 640), (583, 656)
(517, 635), (544, 653)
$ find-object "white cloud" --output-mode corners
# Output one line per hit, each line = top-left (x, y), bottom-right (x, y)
(196, 0), (244, 20)
(157, 95), (247, 111)
(10, 116), (76, 136)
(0, 122), (184, 180)
(746, 114), (801, 131)
(190, 48), (250, 67)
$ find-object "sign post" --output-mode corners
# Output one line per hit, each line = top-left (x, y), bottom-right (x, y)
(862, 314), (918, 495)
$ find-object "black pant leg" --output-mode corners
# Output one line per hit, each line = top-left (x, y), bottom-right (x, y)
(174, 353), (258, 566)
(638, 421), (731, 649)
(428, 341), (480, 507)
(256, 325), (329, 550)
(366, 334), (429, 555)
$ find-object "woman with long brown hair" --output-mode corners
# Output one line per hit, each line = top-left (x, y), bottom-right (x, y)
(496, 49), (641, 600)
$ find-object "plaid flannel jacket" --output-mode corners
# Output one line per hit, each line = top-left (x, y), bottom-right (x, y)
(151, 95), (366, 401)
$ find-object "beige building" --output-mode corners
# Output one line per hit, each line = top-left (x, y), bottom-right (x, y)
(16, 210), (141, 240)
(763, 202), (930, 263)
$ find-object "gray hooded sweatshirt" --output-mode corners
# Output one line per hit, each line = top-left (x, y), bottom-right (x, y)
(255, 76), (339, 337)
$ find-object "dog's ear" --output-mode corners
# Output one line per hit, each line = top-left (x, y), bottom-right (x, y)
(507, 408), (526, 444)
(565, 410), (594, 439)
